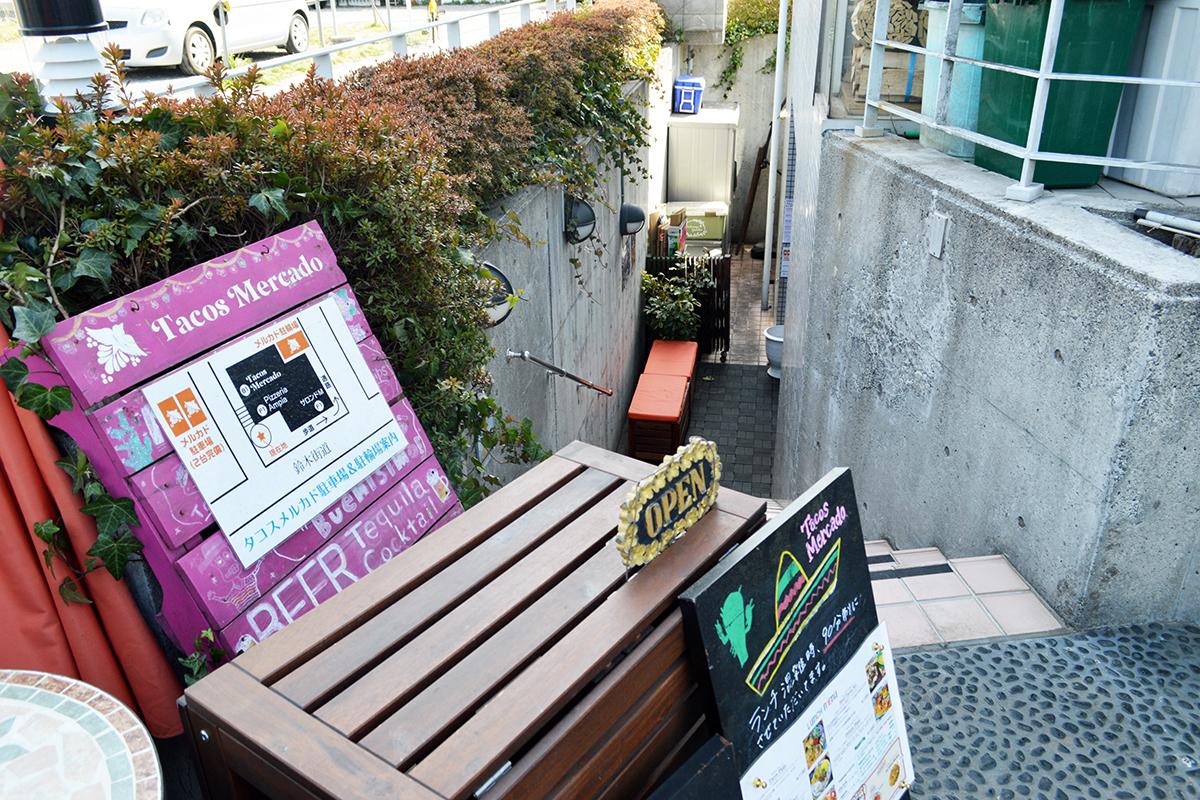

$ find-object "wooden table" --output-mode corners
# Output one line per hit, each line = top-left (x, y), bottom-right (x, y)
(180, 441), (765, 800)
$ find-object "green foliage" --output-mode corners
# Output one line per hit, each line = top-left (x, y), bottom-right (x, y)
(0, 0), (665, 508)
(714, 0), (791, 97)
(27, 452), (147, 604)
(641, 261), (715, 341)
(179, 629), (230, 686)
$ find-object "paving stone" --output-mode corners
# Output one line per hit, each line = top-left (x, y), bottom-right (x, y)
(897, 624), (1200, 799)
(688, 362), (778, 499)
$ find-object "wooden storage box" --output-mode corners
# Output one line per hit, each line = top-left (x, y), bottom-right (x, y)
(627, 374), (691, 464)
(180, 442), (765, 800)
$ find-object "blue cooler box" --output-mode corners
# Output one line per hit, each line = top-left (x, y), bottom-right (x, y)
(673, 76), (705, 114)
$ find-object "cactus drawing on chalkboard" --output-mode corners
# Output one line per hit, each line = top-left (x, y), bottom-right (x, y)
(106, 409), (154, 470)
(715, 587), (754, 667)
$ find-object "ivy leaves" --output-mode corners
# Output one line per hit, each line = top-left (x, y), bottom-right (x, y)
(0, 354), (74, 420)
(28, 453), (147, 605)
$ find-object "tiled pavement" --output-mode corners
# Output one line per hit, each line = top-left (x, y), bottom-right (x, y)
(689, 362), (777, 498)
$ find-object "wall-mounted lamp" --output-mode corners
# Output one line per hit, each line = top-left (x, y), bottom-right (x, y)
(480, 262), (515, 327)
(619, 204), (645, 236)
(564, 196), (597, 244)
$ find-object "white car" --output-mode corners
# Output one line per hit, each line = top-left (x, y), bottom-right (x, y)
(100, 0), (311, 75)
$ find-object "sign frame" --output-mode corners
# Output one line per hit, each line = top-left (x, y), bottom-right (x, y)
(679, 467), (880, 774)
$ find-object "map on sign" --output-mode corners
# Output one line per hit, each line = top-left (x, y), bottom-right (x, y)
(144, 297), (406, 567)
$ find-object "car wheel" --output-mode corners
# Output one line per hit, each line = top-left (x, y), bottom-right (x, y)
(180, 25), (215, 75)
(286, 13), (309, 54)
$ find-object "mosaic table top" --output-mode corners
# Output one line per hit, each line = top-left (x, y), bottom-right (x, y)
(0, 669), (161, 800)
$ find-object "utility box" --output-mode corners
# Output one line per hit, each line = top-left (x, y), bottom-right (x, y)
(665, 200), (729, 250)
(1107, 0), (1200, 196)
(673, 75), (706, 113)
(667, 101), (739, 213)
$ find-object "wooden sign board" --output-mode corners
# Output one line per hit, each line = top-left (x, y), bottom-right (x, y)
(25, 222), (462, 657)
(616, 437), (720, 568)
(679, 468), (878, 773)
(739, 622), (914, 800)
(142, 297), (406, 567)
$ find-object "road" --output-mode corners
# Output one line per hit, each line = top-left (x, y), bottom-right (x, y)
(1, 4), (545, 98)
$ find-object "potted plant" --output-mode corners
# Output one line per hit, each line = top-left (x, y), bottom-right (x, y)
(640, 262), (714, 342)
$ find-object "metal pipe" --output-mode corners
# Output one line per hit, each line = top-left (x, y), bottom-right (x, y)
(505, 350), (613, 396)
(760, 0), (790, 310)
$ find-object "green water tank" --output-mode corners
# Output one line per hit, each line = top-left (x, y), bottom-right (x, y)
(974, 0), (1146, 189)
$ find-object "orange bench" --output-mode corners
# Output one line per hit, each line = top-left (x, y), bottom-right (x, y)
(644, 339), (699, 409)
(628, 372), (691, 463)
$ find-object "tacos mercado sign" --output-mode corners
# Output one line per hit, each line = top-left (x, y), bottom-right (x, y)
(616, 437), (720, 568)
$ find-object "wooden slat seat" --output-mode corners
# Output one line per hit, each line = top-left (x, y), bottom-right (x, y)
(180, 441), (765, 800)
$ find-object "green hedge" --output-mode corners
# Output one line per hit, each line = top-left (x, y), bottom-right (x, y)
(0, 0), (664, 506)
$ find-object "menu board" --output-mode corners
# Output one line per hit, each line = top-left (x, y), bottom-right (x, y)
(144, 297), (405, 566)
(739, 622), (913, 800)
(679, 468), (879, 772)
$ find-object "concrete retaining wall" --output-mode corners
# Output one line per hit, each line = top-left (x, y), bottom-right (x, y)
(775, 131), (1200, 627)
(478, 52), (676, 470)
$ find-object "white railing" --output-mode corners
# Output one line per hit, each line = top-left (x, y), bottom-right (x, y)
(167, 0), (574, 98)
(855, 0), (1200, 201)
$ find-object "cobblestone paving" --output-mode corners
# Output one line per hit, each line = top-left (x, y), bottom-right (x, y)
(688, 362), (778, 499)
(896, 623), (1200, 799)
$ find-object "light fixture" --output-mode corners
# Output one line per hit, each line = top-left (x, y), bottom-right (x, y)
(619, 203), (645, 236)
(480, 262), (515, 327)
(564, 196), (597, 244)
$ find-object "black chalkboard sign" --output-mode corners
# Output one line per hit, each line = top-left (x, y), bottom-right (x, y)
(679, 468), (878, 773)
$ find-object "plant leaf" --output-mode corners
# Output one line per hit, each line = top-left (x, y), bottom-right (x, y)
(17, 383), (74, 419)
(12, 304), (56, 344)
(0, 356), (29, 395)
(86, 528), (144, 580)
(81, 493), (139, 539)
(249, 188), (288, 219)
(58, 576), (93, 605)
(33, 518), (60, 545)
(73, 248), (115, 287)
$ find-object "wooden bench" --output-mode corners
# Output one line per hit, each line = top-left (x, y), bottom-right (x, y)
(179, 441), (766, 800)
(628, 373), (690, 463)
(643, 340), (699, 410)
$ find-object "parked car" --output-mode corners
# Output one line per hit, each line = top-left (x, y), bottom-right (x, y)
(100, 0), (311, 75)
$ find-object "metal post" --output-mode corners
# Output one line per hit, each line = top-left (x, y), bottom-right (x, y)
(520, 1), (530, 23)
(392, 32), (407, 56)
(1006, 0), (1063, 200)
(447, 19), (460, 48)
(217, 3), (230, 66)
(314, 2), (325, 48)
(313, 51), (333, 79)
(489, 9), (501, 36)
(856, 0), (892, 136)
(760, 0), (790, 310)
(330, 0), (339, 38)
(932, 0), (964, 126)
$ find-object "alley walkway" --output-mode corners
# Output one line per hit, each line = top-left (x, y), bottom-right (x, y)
(687, 248), (779, 500)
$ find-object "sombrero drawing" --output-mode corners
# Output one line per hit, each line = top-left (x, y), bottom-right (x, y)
(745, 539), (841, 695)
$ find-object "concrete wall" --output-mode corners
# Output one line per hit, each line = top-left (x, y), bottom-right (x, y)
(659, 0), (727, 45)
(687, 36), (778, 245)
(775, 131), (1200, 628)
(478, 57), (675, 471)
